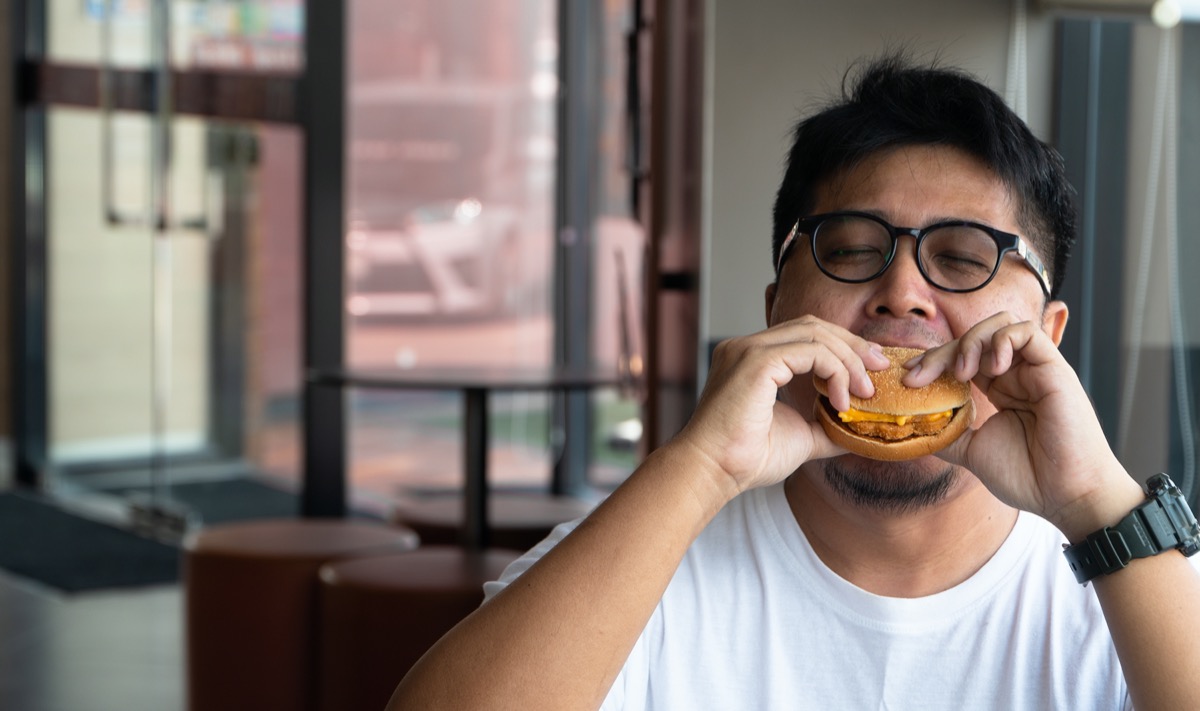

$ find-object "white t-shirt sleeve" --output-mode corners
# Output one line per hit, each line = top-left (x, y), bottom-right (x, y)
(481, 516), (648, 709)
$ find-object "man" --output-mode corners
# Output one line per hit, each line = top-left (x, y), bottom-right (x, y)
(388, 56), (1200, 710)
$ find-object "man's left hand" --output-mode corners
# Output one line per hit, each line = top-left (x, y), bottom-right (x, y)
(901, 311), (1143, 541)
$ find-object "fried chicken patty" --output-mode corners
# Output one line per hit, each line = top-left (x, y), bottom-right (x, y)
(844, 414), (954, 441)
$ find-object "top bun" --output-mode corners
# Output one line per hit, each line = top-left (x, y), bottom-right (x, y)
(813, 346), (969, 414)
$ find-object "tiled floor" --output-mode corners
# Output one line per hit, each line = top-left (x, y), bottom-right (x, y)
(0, 570), (184, 711)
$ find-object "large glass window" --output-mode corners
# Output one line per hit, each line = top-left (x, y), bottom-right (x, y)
(342, 0), (644, 505)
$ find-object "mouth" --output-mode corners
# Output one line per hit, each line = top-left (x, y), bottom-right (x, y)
(819, 396), (961, 442)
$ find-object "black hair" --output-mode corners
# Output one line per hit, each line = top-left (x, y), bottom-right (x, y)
(771, 54), (1077, 299)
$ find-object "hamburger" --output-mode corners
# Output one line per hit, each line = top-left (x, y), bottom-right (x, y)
(813, 346), (975, 461)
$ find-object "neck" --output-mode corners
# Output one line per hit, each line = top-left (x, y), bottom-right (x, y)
(786, 462), (1018, 598)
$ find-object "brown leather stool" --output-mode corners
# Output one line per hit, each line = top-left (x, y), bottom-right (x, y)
(316, 546), (522, 711)
(390, 492), (592, 551)
(182, 518), (419, 711)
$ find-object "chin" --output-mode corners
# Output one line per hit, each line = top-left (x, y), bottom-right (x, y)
(817, 455), (962, 514)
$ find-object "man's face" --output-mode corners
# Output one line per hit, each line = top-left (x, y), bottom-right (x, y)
(766, 143), (1066, 511)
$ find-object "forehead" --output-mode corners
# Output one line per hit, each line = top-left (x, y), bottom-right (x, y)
(812, 145), (1017, 228)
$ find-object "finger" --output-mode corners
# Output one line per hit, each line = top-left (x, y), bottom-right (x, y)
(904, 312), (1025, 388)
(763, 339), (871, 413)
(755, 317), (889, 403)
(901, 341), (959, 387)
(767, 316), (891, 372)
(977, 320), (1065, 378)
(958, 313), (1027, 379)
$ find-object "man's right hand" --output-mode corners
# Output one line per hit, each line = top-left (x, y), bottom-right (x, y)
(387, 315), (888, 711)
(672, 315), (890, 496)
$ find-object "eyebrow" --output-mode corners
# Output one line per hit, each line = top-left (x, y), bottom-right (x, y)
(832, 208), (1000, 228)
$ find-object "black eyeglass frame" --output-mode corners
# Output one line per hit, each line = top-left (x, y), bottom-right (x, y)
(775, 210), (1052, 297)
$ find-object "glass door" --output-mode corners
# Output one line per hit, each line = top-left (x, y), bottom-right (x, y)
(15, 0), (305, 532)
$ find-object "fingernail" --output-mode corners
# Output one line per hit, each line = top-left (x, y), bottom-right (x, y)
(956, 353), (966, 374)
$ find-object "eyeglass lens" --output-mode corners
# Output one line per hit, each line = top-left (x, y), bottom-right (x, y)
(813, 215), (1000, 291)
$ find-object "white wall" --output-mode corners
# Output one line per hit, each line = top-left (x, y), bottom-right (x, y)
(703, 0), (1057, 347)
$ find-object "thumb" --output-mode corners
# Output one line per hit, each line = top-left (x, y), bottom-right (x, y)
(934, 427), (974, 470)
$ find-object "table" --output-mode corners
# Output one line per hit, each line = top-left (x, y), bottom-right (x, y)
(309, 368), (630, 549)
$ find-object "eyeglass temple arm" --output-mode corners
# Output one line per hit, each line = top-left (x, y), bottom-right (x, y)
(1015, 238), (1052, 296)
(775, 222), (801, 276)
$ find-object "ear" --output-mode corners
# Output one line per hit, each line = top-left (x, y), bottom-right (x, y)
(765, 282), (778, 327)
(1041, 299), (1069, 346)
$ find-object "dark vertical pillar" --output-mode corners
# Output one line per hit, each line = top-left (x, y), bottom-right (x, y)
(552, 0), (599, 496)
(301, 0), (347, 516)
(11, 0), (49, 489)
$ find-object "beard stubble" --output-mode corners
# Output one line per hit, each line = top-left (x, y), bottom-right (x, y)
(820, 457), (959, 514)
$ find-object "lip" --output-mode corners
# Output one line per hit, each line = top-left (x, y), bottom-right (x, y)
(874, 341), (939, 352)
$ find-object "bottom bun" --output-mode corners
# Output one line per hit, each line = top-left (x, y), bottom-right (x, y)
(814, 398), (976, 461)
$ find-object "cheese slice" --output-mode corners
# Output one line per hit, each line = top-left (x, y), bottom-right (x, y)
(837, 409), (953, 426)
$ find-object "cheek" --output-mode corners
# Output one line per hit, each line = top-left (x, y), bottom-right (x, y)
(771, 278), (863, 327)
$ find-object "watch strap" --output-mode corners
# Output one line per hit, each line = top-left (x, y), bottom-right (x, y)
(1063, 473), (1200, 585)
(1063, 504), (1158, 584)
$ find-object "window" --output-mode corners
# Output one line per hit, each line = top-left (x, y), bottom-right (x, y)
(1056, 19), (1200, 505)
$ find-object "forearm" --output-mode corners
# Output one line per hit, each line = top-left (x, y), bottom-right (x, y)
(387, 441), (738, 711)
(1057, 473), (1200, 709)
(1093, 547), (1200, 708)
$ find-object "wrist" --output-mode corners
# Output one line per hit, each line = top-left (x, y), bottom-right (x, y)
(1060, 473), (1200, 584)
(1053, 473), (1147, 545)
(653, 436), (745, 509)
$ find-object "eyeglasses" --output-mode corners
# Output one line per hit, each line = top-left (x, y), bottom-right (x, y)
(775, 211), (1052, 296)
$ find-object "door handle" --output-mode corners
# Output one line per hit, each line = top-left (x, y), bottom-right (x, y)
(99, 0), (216, 236)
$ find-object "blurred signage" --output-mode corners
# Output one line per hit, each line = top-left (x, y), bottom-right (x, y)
(85, 0), (304, 71)
(192, 0), (304, 71)
(84, 0), (148, 22)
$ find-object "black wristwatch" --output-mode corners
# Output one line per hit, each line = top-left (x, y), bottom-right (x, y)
(1062, 473), (1200, 585)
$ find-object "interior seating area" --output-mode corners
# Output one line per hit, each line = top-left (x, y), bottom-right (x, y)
(2, 1), (1199, 709)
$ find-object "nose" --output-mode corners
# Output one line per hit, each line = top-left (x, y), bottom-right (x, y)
(865, 235), (938, 319)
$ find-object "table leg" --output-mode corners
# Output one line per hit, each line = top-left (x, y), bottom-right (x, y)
(462, 387), (489, 550)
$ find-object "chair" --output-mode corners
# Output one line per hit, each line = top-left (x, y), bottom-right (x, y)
(182, 518), (419, 711)
(316, 546), (522, 711)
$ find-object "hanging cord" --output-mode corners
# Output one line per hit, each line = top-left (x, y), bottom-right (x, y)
(1005, 0), (1029, 119)
(1161, 33), (1197, 497)
(1117, 29), (1171, 456)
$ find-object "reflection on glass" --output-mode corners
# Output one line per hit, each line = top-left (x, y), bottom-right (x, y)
(345, 0), (554, 366)
(344, 0), (558, 499)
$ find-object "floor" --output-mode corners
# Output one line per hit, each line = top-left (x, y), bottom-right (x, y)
(0, 420), (624, 711)
(0, 570), (184, 711)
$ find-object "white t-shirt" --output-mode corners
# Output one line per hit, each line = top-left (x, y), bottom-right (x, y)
(485, 481), (1150, 710)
